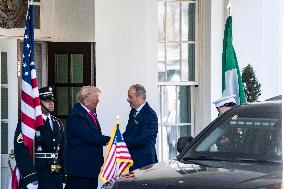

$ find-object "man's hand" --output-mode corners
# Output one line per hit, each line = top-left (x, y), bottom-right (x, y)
(27, 181), (39, 189)
(104, 136), (111, 145)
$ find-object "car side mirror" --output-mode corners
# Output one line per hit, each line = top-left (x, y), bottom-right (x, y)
(177, 136), (193, 153)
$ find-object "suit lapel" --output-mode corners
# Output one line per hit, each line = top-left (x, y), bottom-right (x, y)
(135, 102), (148, 119)
(76, 103), (101, 132)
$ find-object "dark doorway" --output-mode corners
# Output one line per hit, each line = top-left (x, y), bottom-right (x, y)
(48, 42), (95, 124)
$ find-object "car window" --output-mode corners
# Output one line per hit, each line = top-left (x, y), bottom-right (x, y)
(181, 106), (282, 162)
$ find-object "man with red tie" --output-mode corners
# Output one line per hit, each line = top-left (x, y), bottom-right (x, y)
(65, 86), (110, 189)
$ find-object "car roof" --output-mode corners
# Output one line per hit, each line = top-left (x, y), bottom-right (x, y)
(229, 101), (282, 115)
(265, 95), (282, 102)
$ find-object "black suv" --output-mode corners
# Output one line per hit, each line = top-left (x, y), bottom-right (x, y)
(106, 101), (282, 189)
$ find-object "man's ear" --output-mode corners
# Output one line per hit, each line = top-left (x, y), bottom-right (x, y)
(83, 98), (88, 105)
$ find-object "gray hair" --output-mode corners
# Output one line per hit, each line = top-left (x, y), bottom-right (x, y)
(130, 84), (146, 98)
(76, 86), (101, 103)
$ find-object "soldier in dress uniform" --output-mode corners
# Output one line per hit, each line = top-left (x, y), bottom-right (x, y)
(14, 86), (65, 189)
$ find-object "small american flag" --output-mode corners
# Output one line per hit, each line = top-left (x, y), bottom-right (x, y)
(99, 121), (133, 183)
(21, 3), (44, 156)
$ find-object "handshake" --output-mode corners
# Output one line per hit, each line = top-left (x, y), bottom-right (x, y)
(26, 182), (38, 189)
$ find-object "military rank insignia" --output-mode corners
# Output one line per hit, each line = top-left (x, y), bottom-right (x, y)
(17, 133), (23, 143)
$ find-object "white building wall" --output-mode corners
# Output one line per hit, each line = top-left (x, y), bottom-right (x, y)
(53, 0), (96, 42)
(210, 0), (227, 120)
(95, 0), (158, 134)
(231, 0), (282, 101)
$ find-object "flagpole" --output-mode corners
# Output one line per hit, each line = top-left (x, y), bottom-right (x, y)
(115, 115), (120, 179)
(116, 115), (121, 127)
(29, 0), (36, 167)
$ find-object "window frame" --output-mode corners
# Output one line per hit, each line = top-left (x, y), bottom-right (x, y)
(158, 0), (199, 161)
(1, 52), (8, 154)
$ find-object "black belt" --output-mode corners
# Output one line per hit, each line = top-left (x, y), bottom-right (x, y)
(35, 153), (58, 159)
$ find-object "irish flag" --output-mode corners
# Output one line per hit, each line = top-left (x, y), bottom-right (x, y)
(222, 16), (246, 104)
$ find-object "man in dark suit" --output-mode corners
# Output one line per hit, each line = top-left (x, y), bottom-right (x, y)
(65, 86), (110, 189)
(123, 84), (158, 171)
(14, 86), (65, 189)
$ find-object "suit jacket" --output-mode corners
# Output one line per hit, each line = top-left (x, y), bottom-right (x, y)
(123, 102), (158, 171)
(65, 103), (109, 179)
(14, 115), (65, 189)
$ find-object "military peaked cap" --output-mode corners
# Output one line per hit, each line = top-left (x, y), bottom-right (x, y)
(39, 86), (55, 101)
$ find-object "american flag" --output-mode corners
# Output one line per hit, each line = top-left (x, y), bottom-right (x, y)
(21, 4), (44, 156)
(8, 166), (20, 189)
(9, 4), (43, 189)
(99, 123), (133, 183)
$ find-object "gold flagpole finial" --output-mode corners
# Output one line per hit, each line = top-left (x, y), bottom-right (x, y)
(227, 0), (231, 16)
(116, 115), (121, 125)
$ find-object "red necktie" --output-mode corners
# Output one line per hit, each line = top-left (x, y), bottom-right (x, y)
(89, 111), (100, 129)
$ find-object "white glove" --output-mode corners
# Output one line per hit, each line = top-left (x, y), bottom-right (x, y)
(26, 182), (39, 189)
(63, 183), (66, 188)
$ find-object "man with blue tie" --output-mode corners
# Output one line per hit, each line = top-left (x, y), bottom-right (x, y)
(65, 86), (110, 189)
(123, 84), (158, 171)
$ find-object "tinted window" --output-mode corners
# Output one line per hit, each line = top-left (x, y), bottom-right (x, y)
(181, 104), (282, 162)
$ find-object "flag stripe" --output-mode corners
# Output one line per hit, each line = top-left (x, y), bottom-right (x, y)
(119, 163), (128, 175)
(21, 79), (40, 99)
(21, 121), (36, 139)
(21, 90), (36, 108)
(21, 112), (36, 129)
(107, 167), (116, 181)
(31, 69), (37, 80)
(21, 100), (36, 120)
(101, 146), (116, 177)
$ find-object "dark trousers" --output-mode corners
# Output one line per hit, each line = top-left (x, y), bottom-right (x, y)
(66, 175), (98, 189)
(37, 164), (63, 189)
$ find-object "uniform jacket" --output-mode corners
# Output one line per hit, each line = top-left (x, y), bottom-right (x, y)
(14, 115), (65, 189)
(123, 102), (158, 171)
(65, 103), (109, 179)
